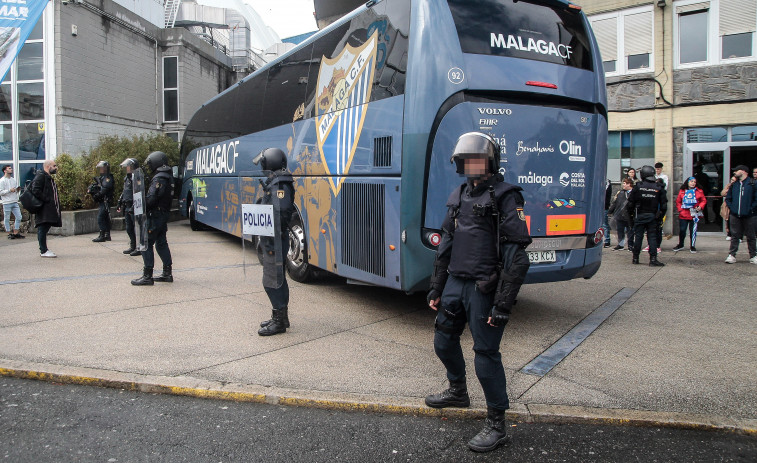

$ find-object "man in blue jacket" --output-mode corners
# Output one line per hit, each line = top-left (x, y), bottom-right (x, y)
(724, 165), (757, 264)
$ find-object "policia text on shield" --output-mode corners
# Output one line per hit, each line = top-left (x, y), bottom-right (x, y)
(426, 132), (532, 453)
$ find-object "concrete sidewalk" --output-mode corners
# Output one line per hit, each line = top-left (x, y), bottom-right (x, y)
(0, 222), (755, 434)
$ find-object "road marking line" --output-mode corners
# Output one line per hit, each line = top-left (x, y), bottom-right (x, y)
(520, 287), (637, 377)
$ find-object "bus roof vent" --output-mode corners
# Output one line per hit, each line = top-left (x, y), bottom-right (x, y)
(373, 136), (392, 168)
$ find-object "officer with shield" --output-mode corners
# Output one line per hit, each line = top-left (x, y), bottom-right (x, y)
(425, 132), (532, 453)
(131, 151), (174, 286)
(252, 148), (294, 337)
(89, 161), (115, 242)
(117, 158), (141, 256)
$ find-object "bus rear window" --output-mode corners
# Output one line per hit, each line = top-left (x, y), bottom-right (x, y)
(447, 0), (592, 70)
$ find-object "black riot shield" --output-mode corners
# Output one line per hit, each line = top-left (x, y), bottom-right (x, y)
(240, 172), (284, 289)
(132, 167), (148, 251)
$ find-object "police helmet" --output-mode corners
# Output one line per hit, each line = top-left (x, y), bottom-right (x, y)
(96, 160), (110, 173)
(450, 132), (500, 175)
(145, 151), (169, 172)
(119, 158), (138, 170)
(253, 148), (287, 172)
(640, 165), (656, 182)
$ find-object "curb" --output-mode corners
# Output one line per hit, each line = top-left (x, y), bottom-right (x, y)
(1, 360), (754, 436)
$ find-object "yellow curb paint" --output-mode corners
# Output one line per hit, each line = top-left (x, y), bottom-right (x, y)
(1, 366), (754, 436)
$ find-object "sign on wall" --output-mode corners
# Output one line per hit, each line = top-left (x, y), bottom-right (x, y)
(0, 0), (48, 83)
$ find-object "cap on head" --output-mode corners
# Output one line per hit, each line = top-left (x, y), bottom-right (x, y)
(450, 132), (501, 176)
(253, 148), (287, 172)
(732, 164), (749, 174)
(145, 151), (168, 172)
(640, 165), (656, 182)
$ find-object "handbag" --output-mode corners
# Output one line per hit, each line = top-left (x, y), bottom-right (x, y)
(720, 201), (730, 220)
(19, 181), (43, 213)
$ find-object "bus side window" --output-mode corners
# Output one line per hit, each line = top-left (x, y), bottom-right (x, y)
(261, 45), (314, 130)
(232, 70), (268, 136)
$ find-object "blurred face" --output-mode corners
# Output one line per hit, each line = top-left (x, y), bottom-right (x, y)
(622, 181), (632, 190)
(3, 166), (11, 175)
(627, 169), (635, 179)
(655, 167), (662, 175)
(752, 169), (757, 178)
(688, 178), (696, 189)
(464, 156), (488, 178)
(734, 169), (747, 180)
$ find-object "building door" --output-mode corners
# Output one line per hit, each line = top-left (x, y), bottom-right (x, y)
(685, 146), (726, 233)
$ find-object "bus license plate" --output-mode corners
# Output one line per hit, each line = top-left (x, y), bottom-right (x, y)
(528, 250), (556, 264)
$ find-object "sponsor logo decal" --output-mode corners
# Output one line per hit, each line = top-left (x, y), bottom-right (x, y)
(560, 140), (586, 162)
(477, 107), (513, 116)
(194, 140), (241, 175)
(515, 141), (554, 156)
(490, 33), (573, 59)
(546, 199), (576, 209)
(518, 171), (553, 186)
(560, 172), (586, 188)
(315, 31), (378, 195)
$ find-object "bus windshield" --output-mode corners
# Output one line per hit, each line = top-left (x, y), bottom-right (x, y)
(447, 0), (593, 70)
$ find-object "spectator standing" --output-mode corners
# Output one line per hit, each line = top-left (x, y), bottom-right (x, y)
(627, 168), (637, 184)
(673, 177), (706, 253)
(602, 179), (612, 248)
(608, 178), (634, 251)
(721, 176), (737, 240)
(0, 165), (24, 240)
(724, 165), (757, 264)
(753, 167), (757, 181)
(31, 160), (61, 258)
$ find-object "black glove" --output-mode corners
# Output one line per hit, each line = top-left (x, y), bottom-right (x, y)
(426, 289), (441, 307)
(489, 304), (510, 327)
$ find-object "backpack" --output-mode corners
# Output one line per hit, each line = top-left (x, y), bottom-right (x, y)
(19, 180), (43, 213)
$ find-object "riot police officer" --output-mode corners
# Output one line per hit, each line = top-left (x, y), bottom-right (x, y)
(90, 161), (114, 242)
(627, 165), (667, 267)
(117, 158), (140, 256)
(131, 151), (174, 286)
(425, 132), (532, 453)
(253, 148), (294, 337)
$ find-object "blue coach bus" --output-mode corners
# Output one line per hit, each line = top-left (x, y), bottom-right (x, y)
(179, 0), (608, 292)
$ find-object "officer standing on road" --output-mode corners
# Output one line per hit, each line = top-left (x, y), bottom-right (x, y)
(253, 148), (295, 337)
(117, 158), (140, 256)
(90, 161), (114, 243)
(627, 165), (667, 267)
(425, 132), (532, 453)
(131, 151), (174, 286)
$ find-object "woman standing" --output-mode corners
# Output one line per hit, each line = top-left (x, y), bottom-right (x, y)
(673, 177), (706, 253)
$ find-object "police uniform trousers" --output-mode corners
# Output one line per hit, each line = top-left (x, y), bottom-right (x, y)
(263, 232), (289, 310)
(142, 209), (172, 269)
(434, 274), (509, 411)
(97, 201), (111, 233)
(632, 212), (659, 257)
(124, 209), (136, 245)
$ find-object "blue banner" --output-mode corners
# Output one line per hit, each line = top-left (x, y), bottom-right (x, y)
(0, 0), (49, 83)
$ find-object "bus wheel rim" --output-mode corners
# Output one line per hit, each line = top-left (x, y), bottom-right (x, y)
(288, 224), (306, 268)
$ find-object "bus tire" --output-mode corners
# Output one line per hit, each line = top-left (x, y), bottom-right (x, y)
(286, 214), (316, 283)
(188, 196), (202, 231)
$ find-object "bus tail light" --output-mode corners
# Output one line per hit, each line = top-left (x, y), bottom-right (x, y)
(593, 228), (604, 245)
(526, 81), (558, 89)
(428, 232), (442, 247)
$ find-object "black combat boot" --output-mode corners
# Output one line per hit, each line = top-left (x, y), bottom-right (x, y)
(425, 380), (470, 408)
(153, 265), (173, 283)
(123, 242), (136, 254)
(260, 307), (290, 328)
(92, 232), (106, 243)
(258, 308), (287, 336)
(104, 232), (111, 241)
(649, 256), (665, 267)
(632, 254), (640, 264)
(467, 408), (510, 453)
(131, 267), (154, 286)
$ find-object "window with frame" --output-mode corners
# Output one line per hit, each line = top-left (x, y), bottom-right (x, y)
(163, 56), (179, 123)
(607, 130), (655, 181)
(590, 7), (654, 76)
(674, 0), (757, 68)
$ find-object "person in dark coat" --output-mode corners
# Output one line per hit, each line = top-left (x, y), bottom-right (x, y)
(602, 179), (612, 247)
(31, 160), (61, 258)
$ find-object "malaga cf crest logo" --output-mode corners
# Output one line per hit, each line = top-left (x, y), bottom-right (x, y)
(315, 32), (378, 195)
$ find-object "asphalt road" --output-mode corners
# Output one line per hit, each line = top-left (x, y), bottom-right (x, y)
(1, 378), (754, 463)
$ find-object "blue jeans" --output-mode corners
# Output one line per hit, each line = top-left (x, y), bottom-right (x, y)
(3, 202), (21, 231)
(434, 275), (508, 411)
(602, 209), (611, 244)
(616, 219), (633, 248)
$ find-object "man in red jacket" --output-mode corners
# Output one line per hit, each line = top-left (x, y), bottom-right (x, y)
(673, 177), (706, 253)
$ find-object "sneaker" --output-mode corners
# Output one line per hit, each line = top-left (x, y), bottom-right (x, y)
(613, 245), (623, 250)
(750, 256), (757, 264)
(643, 246), (650, 252)
(672, 244), (684, 252)
(40, 250), (57, 258)
(15, 233), (24, 239)
(627, 247), (633, 253)
(604, 242), (611, 248)
(725, 255), (736, 264)
(726, 236), (732, 241)
(690, 247), (697, 253)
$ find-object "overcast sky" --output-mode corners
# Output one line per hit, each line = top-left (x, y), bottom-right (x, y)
(244, 0), (318, 39)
